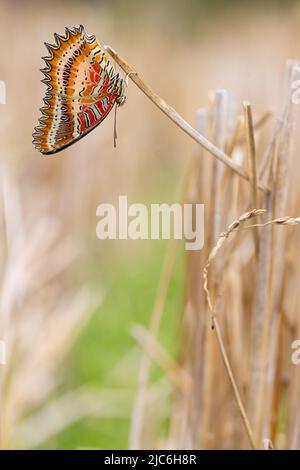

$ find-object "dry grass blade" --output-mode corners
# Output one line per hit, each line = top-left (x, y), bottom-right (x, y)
(227, 111), (272, 156)
(243, 102), (259, 257)
(203, 209), (266, 313)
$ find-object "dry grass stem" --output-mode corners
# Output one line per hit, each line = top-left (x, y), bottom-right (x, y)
(104, 46), (268, 191)
(243, 101), (259, 256)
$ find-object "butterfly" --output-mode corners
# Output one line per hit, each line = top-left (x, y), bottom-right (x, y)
(32, 25), (126, 155)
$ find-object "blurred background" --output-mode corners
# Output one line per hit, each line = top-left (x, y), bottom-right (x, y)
(1, 0), (300, 450)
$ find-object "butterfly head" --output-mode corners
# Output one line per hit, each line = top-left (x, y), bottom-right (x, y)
(116, 94), (126, 106)
(115, 78), (126, 107)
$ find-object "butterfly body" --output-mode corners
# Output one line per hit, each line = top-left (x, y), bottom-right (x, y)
(32, 25), (125, 155)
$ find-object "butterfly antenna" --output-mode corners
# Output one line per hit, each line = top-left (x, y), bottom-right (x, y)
(114, 104), (118, 148)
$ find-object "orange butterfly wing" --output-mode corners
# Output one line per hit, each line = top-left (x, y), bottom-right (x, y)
(32, 25), (124, 155)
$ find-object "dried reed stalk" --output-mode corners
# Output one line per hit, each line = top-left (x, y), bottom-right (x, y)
(103, 46), (268, 191)
(201, 90), (228, 449)
(204, 208), (300, 449)
(243, 101), (259, 257)
(227, 111), (272, 158)
(249, 62), (300, 445)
